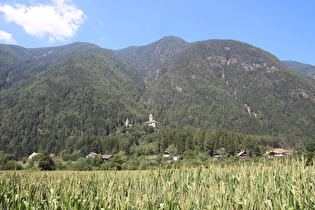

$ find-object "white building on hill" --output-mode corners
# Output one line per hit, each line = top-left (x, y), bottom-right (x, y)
(146, 114), (157, 127)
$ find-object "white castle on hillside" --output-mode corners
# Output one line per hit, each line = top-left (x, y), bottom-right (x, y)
(146, 114), (157, 127)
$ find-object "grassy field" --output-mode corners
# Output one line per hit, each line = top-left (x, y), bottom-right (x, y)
(1, 158), (314, 209)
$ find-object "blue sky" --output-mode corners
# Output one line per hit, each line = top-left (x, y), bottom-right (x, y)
(0, 0), (314, 65)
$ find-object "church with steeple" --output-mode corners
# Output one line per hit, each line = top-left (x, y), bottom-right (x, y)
(146, 114), (157, 127)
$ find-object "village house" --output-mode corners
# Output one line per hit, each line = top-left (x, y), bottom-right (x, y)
(163, 151), (170, 158)
(237, 151), (248, 159)
(86, 152), (98, 158)
(28, 152), (40, 159)
(101, 155), (113, 160)
(262, 150), (293, 158)
(213, 154), (224, 158)
(86, 152), (113, 160)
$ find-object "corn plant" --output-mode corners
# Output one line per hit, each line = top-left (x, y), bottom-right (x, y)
(0, 158), (314, 209)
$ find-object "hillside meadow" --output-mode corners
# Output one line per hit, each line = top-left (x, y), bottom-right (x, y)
(1, 157), (314, 209)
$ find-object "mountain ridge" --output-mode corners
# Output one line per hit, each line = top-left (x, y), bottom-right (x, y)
(114, 36), (190, 85)
(0, 36), (314, 157)
(141, 39), (315, 141)
(282, 60), (315, 79)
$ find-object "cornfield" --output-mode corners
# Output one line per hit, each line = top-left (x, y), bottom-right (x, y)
(0, 158), (314, 209)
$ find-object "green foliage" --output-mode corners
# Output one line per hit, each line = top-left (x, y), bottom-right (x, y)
(114, 36), (189, 85)
(3, 161), (23, 170)
(107, 151), (127, 170)
(141, 40), (315, 144)
(306, 143), (315, 152)
(27, 158), (34, 169)
(0, 151), (8, 167)
(0, 151), (23, 170)
(1, 38), (315, 160)
(109, 126), (261, 158)
(241, 136), (261, 157)
(305, 152), (315, 166)
(68, 158), (92, 171)
(0, 151), (7, 170)
(283, 60), (315, 79)
(0, 44), (146, 158)
(38, 151), (55, 171)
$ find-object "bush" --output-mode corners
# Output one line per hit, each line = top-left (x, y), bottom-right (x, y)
(53, 158), (66, 170)
(198, 152), (209, 161)
(4, 161), (23, 170)
(38, 152), (56, 171)
(306, 143), (315, 152)
(70, 158), (92, 171)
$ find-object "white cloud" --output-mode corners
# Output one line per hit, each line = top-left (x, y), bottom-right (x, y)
(0, 30), (17, 44)
(0, 0), (86, 42)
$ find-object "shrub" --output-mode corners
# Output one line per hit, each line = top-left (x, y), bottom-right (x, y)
(4, 161), (23, 170)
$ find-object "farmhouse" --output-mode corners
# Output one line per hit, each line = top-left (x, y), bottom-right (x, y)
(86, 152), (98, 158)
(213, 154), (224, 158)
(163, 151), (170, 158)
(263, 150), (293, 158)
(101, 155), (113, 160)
(237, 151), (248, 158)
(86, 152), (113, 160)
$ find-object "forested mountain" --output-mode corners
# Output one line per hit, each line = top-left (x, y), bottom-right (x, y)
(141, 40), (315, 144)
(282, 60), (315, 79)
(0, 44), (146, 157)
(0, 42), (100, 89)
(1, 37), (315, 158)
(114, 36), (189, 85)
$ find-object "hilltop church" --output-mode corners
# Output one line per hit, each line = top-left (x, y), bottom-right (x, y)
(146, 114), (157, 127)
(125, 114), (157, 127)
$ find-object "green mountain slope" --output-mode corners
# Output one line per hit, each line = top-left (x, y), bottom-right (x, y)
(0, 46), (146, 157)
(282, 60), (315, 79)
(1, 38), (315, 157)
(114, 36), (189, 85)
(0, 42), (101, 89)
(141, 40), (315, 142)
(0, 44), (28, 88)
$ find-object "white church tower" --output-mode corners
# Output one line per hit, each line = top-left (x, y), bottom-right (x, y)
(146, 114), (157, 127)
(125, 118), (131, 127)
